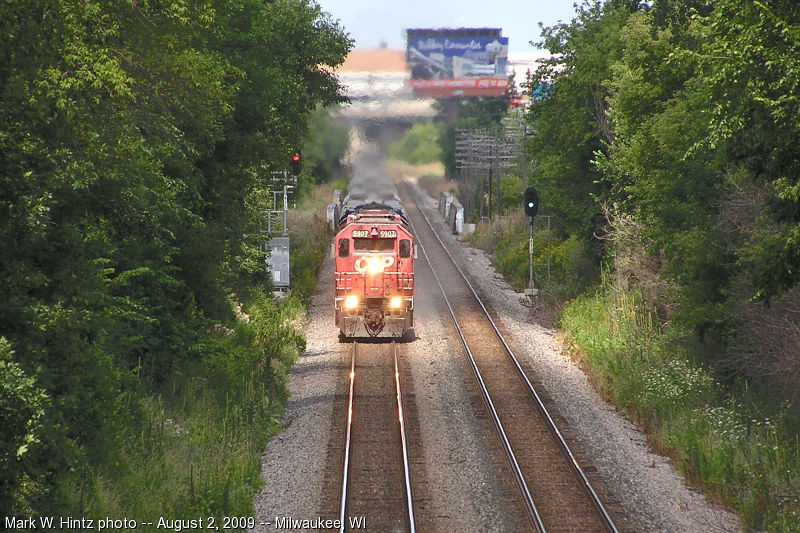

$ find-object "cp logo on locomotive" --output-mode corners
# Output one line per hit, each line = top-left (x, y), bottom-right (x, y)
(354, 255), (395, 273)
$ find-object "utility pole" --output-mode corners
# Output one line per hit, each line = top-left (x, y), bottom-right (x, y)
(486, 150), (494, 222)
(496, 131), (502, 218)
(521, 122), (527, 195)
(455, 127), (520, 225)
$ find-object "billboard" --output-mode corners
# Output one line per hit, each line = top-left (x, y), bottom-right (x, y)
(406, 28), (509, 98)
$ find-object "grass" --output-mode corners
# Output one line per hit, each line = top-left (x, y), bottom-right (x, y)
(559, 287), (800, 531)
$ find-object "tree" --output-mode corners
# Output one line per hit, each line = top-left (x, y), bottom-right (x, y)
(389, 121), (443, 165)
(0, 338), (47, 514)
(704, 0), (800, 301)
(526, 0), (638, 262)
(0, 0), (350, 512)
(303, 106), (352, 184)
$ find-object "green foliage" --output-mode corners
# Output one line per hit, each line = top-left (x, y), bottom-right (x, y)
(287, 188), (337, 303)
(0, 338), (47, 514)
(77, 183), (330, 522)
(595, 9), (732, 329)
(389, 121), (443, 165)
(527, 1), (635, 238)
(519, 1), (800, 529)
(302, 106), (351, 184)
(499, 176), (523, 216)
(467, 212), (593, 300)
(560, 289), (800, 530)
(81, 293), (303, 521)
(701, 0), (800, 301)
(0, 0), (349, 515)
(530, 0), (800, 341)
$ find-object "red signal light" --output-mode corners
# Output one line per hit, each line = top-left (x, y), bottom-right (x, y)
(290, 152), (301, 176)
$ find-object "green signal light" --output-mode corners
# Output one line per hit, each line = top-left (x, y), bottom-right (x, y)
(524, 187), (539, 217)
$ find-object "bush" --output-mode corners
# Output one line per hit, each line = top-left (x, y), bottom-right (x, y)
(467, 212), (594, 301)
(287, 184), (336, 303)
(81, 292), (302, 520)
(0, 338), (47, 514)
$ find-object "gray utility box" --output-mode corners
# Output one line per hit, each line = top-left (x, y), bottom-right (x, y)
(266, 237), (290, 288)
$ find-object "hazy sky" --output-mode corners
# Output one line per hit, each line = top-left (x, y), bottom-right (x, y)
(314, 0), (581, 57)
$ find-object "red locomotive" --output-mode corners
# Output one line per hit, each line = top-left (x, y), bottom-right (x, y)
(334, 200), (414, 338)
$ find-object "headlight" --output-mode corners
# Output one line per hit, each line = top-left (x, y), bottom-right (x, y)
(389, 296), (403, 309)
(344, 295), (359, 309)
(367, 256), (383, 275)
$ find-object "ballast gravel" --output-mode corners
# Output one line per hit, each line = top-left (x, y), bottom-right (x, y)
(250, 255), (341, 531)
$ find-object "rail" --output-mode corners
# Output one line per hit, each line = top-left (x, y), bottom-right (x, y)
(411, 224), (547, 532)
(338, 341), (416, 532)
(338, 342), (356, 533)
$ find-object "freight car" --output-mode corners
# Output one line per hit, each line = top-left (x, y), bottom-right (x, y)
(334, 197), (414, 338)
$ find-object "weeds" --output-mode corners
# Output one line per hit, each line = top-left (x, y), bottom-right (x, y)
(560, 288), (800, 531)
(466, 213), (595, 301)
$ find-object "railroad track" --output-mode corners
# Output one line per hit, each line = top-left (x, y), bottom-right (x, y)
(399, 180), (620, 533)
(338, 340), (416, 533)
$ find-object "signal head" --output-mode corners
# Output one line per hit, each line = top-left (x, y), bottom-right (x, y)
(523, 187), (539, 217)
(290, 152), (301, 176)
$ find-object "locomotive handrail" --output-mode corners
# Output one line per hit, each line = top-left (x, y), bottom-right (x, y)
(336, 270), (412, 276)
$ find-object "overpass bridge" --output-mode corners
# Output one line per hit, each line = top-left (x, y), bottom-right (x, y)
(334, 48), (436, 122)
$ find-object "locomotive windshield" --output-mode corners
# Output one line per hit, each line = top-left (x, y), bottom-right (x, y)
(353, 238), (395, 252)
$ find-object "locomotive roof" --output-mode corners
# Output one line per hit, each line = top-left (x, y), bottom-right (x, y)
(337, 202), (410, 230)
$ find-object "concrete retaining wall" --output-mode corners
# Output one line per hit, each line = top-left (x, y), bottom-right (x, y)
(446, 201), (464, 235)
(439, 192), (452, 218)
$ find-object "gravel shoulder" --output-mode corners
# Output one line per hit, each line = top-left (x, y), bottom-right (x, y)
(401, 233), (527, 532)
(405, 176), (742, 533)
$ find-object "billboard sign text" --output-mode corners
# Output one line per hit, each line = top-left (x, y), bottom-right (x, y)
(407, 30), (509, 98)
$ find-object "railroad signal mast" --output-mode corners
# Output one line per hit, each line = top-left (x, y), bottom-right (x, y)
(524, 187), (539, 299)
(264, 153), (301, 292)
